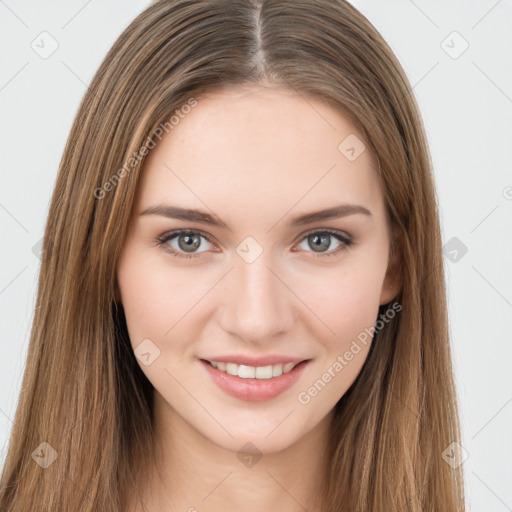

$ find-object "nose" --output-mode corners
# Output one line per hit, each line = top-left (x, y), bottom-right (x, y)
(218, 253), (295, 346)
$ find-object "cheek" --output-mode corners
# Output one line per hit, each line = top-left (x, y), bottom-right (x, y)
(117, 254), (202, 389)
(295, 259), (385, 345)
(318, 286), (380, 383)
(118, 250), (203, 342)
(294, 274), (382, 415)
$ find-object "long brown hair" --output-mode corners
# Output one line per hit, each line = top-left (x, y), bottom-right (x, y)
(0, 0), (465, 510)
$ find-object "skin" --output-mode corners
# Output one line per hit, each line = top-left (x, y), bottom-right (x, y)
(116, 82), (401, 512)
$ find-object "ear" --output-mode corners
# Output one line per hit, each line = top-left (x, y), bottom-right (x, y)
(113, 278), (122, 304)
(379, 226), (402, 305)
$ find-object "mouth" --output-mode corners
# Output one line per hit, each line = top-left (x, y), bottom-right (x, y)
(199, 358), (311, 401)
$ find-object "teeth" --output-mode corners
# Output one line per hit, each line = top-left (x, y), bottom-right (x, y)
(255, 365), (272, 379)
(272, 364), (283, 377)
(283, 362), (295, 373)
(208, 361), (299, 379)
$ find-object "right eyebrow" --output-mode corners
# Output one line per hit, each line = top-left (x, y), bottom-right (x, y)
(139, 204), (229, 228)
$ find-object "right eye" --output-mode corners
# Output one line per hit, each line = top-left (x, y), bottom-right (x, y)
(155, 230), (216, 259)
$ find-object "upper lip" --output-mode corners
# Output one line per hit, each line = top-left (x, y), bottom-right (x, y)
(200, 355), (309, 366)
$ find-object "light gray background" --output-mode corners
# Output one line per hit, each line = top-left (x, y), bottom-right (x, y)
(1, 1), (511, 510)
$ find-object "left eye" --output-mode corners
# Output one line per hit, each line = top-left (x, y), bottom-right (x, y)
(295, 230), (353, 257)
(155, 229), (354, 259)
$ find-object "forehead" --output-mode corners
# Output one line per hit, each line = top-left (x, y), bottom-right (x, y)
(133, 84), (385, 223)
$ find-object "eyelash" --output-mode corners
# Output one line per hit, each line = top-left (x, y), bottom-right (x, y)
(154, 229), (354, 260)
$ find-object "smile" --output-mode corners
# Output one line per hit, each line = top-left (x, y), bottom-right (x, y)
(200, 358), (310, 401)
(206, 360), (299, 380)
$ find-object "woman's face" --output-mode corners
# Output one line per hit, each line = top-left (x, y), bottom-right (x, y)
(116, 83), (400, 454)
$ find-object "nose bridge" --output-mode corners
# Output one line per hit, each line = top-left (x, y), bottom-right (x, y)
(219, 249), (293, 343)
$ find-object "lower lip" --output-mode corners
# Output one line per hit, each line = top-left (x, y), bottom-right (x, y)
(200, 359), (309, 401)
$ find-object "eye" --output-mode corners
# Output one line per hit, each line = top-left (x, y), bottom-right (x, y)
(154, 229), (354, 260)
(294, 229), (354, 258)
(155, 230), (215, 259)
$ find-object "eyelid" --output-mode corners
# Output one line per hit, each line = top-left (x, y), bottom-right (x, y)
(296, 226), (351, 242)
(155, 228), (217, 252)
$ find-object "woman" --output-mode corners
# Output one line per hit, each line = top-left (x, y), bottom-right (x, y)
(0, 0), (465, 510)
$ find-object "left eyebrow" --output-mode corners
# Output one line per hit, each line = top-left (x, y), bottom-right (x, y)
(139, 203), (372, 229)
(288, 204), (372, 226)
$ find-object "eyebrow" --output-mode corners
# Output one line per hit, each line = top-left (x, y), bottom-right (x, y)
(139, 203), (372, 228)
